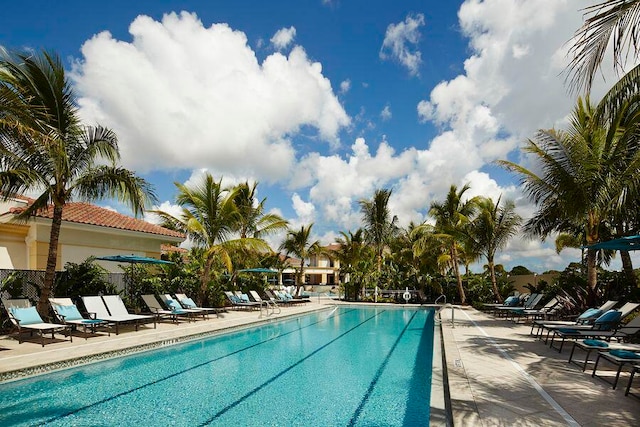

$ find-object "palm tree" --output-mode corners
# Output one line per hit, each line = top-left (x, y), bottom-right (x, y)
(468, 196), (522, 302)
(152, 174), (269, 305)
(566, 0), (640, 93)
(279, 224), (322, 295)
(498, 95), (640, 304)
(0, 49), (155, 315)
(333, 229), (367, 300)
(428, 184), (478, 304)
(231, 181), (288, 238)
(359, 189), (398, 281)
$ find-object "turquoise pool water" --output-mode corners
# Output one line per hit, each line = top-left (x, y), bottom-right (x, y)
(0, 306), (435, 426)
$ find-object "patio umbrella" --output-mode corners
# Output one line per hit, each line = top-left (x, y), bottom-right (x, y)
(584, 235), (640, 251)
(237, 268), (278, 274)
(96, 255), (174, 303)
(237, 268), (278, 287)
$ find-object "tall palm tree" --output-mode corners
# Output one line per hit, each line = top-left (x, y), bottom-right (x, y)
(468, 196), (522, 302)
(566, 0), (640, 93)
(279, 224), (322, 295)
(152, 174), (269, 304)
(333, 229), (367, 300)
(428, 184), (478, 304)
(498, 95), (640, 303)
(359, 189), (398, 280)
(0, 49), (155, 315)
(231, 181), (288, 238)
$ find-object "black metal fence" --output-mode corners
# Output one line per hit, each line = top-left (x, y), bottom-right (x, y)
(0, 269), (126, 303)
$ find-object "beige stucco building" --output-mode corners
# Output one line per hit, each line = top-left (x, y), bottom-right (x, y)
(0, 196), (184, 272)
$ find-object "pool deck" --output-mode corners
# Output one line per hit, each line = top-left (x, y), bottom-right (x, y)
(440, 305), (640, 426)
(1, 302), (639, 425)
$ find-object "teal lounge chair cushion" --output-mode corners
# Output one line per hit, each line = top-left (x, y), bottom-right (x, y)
(504, 296), (519, 306)
(239, 294), (250, 303)
(181, 297), (197, 308)
(230, 295), (241, 304)
(166, 299), (183, 311)
(55, 304), (84, 321)
(81, 319), (104, 324)
(609, 349), (640, 359)
(558, 328), (580, 334)
(577, 308), (602, 320)
(583, 339), (608, 348)
(10, 306), (43, 325)
(594, 310), (622, 330)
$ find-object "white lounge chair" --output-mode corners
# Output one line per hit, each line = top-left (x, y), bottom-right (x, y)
(82, 295), (155, 335)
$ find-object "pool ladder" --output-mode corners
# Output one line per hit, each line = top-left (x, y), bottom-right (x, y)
(435, 295), (455, 327)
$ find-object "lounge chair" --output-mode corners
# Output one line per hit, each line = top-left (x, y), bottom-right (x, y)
(49, 297), (110, 339)
(530, 300), (620, 337)
(274, 290), (310, 304)
(547, 305), (640, 352)
(224, 291), (261, 310)
(509, 297), (563, 323)
(249, 290), (281, 315)
(159, 294), (212, 319)
(2, 298), (72, 347)
(264, 289), (293, 305)
(568, 335), (640, 371)
(174, 293), (219, 317)
(494, 294), (543, 317)
(141, 294), (193, 323)
(592, 349), (640, 389)
(82, 295), (156, 335)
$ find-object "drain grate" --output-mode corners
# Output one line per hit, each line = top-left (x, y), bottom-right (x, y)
(454, 359), (463, 368)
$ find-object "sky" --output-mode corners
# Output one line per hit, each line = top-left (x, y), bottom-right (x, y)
(1, 0), (635, 273)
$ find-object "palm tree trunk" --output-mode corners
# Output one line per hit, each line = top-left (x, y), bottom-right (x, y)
(38, 205), (63, 316)
(451, 245), (466, 304)
(620, 250), (638, 288)
(297, 264), (305, 296)
(199, 254), (214, 306)
(489, 260), (502, 303)
(586, 248), (598, 306)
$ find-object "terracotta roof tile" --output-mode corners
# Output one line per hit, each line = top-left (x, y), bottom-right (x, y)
(9, 200), (184, 239)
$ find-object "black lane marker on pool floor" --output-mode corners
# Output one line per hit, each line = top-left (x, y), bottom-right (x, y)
(38, 307), (356, 426)
(347, 310), (418, 427)
(199, 310), (387, 426)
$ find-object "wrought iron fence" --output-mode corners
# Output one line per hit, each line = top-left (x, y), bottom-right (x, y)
(0, 269), (126, 303)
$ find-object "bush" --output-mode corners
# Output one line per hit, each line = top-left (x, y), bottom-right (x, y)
(55, 258), (117, 301)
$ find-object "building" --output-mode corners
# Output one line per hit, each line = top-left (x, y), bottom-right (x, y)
(280, 243), (341, 288)
(0, 196), (184, 272)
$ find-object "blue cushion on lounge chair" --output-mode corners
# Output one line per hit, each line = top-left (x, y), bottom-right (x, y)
(593, 310), (622, 330)
(181, 297), (197, 308)
(609, 349), (640, 359)
(10, 306), (43, 325)
(230, 295), (241, 304)
(558, 328), (580, 334)
(577, 308), (602, 320)
(583, 339), (608, 348)
(504, 296), (519, 306)
(166, 299), (183, 311)
(55, 304), (84, 321)
(81, 319), (104, 324)
(239, 294), (250, 303)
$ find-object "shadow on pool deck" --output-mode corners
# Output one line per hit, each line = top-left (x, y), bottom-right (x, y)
(440, 306), (640, 426)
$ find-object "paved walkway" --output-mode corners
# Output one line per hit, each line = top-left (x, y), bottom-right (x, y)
(440, 306), (640, 426)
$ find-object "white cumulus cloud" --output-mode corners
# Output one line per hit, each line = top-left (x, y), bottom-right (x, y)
(71, 12), (349, 181)
(270, 26), (296, 50)
(380, 13), (425, 76)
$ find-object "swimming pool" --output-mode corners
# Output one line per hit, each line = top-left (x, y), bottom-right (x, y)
(0, 306), (436, 426)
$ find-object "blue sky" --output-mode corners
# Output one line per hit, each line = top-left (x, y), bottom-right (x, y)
(1, 1), (631, 272)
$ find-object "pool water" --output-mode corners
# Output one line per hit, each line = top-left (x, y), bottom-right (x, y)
(0, 306), (435, 426)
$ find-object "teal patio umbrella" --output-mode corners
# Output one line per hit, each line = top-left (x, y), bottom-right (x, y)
(96, 255), (174, 303)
